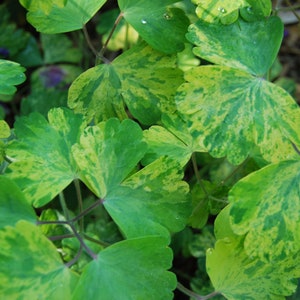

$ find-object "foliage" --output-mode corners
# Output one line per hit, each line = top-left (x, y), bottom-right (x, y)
(0, 0), (300, 299)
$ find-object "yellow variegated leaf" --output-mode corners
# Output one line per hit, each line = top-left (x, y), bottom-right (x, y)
(176, 65), (300, 165)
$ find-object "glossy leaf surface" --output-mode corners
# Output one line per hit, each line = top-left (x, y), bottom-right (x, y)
(176, 65), (300, 164)
(0, 59), (26, 95)
(207, 207), (300, 299)
(73, 236), (176, 299)
(195, 0), (246, 24)
(0, 221), (78, 299)
(0, 177), (36, 228)
(119, 0), (189, 53)
(229, 160), (300, 262)
(68, 43), (183, 125)
(187, 16), (283, 75)
(5, 108), (86, 207)
(20, 0), (106, 33)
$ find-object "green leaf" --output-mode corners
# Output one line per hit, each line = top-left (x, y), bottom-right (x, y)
(5, 108), (86, 207)
(241, 0), (272, 21)
(104, 157), (190, 238)
(207, 206), (300, 299)
(20, 0), (106, 33)
(187, 16), (283, 76)
(207, 236), (299, 299)
(0, 59), (26, 95)
(0, 120), (10, 138)
(72, 118), (147, 198)
(176, 65), (300, 164)
(195, 0), (247, 24)
(229, 160), (300, 262)
(119, 0), (189, 54)
(68, 42), (183, 125)
(0, 177), (36, 228)
(41, 34), (82, 64)
(0, 221), (78, 299)
(72, 236), (176, 300)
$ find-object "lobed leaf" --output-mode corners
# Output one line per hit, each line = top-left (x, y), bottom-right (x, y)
(119, 0), (189, 54)
(20, 0), (106, 33)
(72, 236), (176, 300)
(68, 42), (183, 125)
(72, 118), (147, 198)
(0, 221), (78, 299)
(229, 160), (300, 262)
(176, 65), (300, 164)
(0, 59), (26, 95)
(5, 108), (86, 207)
(187, 16), (283, 76)
(207, 206), (300, 299)
(105, 157), (191, 238)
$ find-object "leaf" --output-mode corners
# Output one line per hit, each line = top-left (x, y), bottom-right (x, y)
(187, 16), (283, 76)
(0, 120), (10, 138)
(72, 118), (147, 198)
(176, 65), (300, 164)
(119, 0), (189, 54)
(41, 34), (82, 64)
(228, 160), (300, 262)
(104, 157), (191, 238)
(20, 0), (106, 33)
(195, 0), (247, 24)
(206, 207), (300, 299)
(72, 236), (176, 300)
(0, 221), (78, 299)
(241, 0), (272, 21)
(68, 42), (183, 125)
(0, 59), (26, 95)
(0, 177), (36, 228)
(5, 108), (86, 207)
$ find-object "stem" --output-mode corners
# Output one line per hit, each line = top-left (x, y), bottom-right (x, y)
(74, 179), (84, 232)
(177, 282), (221, 300)
(69, 222), (98, 260)
(285, 0), (300, 21)
(99, 12), (124, 58)
(36, 220), (69, 225)
(65, 245), (83, 268)
(59, 191), (71, 221)
(84, 233), (110, 247)
(71, 198), (104, 223)
(48, 233), (74, 241)
(191, 153), (209, 197)
(82, 25), (98, 56)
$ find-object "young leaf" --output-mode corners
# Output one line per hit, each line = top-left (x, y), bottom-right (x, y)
(20, 0), (106, 33)
(206, 207), (300, 299)
(142, 113), (206, 167)
(72, 236), (176, 300)
(187, 16), (283, 76)
(104, 157), (190, 238)
(195, 0), (247, 24)
(0, 221), (78, 299)
(0, 59), (26, 95)
(0, 120), (10, 138)
(119, 0), (189, 54)
(176, 65), (300, 164)
(68, 42), (183, 125)
(5, 108), (86, 207)
(0, 177), (36, 228)
(229, 160), (300, 262)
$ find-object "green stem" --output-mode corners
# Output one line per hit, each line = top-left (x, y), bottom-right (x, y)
(74, 179), (84, 232)
(191, 153), (209, 197)
(84, 233), (110, 247)
(48, 233), (74, 241)
(177, 282), (221, 300)
(59, 191), (71, 220)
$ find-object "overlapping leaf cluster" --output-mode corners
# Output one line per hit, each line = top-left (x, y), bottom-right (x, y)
(1, 0), (300, 299)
